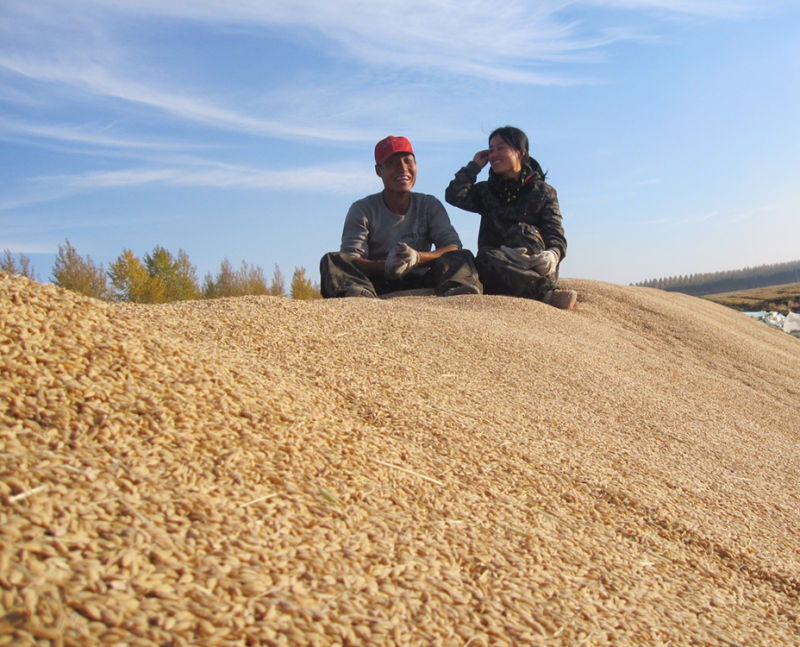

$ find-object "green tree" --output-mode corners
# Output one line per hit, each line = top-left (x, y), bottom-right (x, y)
(176, 249), (200, 299)
(203, 258), (237, 299)
(201, 272), (215, 298)
(1, 249), (39, 281)
(269, 264), (286, 297)
(144, 246), (199, 301)
(108, 249), (165, 303)
(290, 266), (322, 300)
(50, 240), (108, 299)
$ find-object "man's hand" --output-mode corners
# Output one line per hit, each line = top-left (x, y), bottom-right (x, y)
(385, 242), (420, 280)
(531, 250), (559, 276)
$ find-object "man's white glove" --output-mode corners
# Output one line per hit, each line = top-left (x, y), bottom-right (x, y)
(531, 249), (559, 276)
(385, 242), (420, 279)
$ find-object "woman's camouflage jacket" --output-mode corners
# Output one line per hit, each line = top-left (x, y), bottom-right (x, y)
(445, 159), (567, 261)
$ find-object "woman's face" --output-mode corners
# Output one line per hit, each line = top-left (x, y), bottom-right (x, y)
(488, 135), (524, 180)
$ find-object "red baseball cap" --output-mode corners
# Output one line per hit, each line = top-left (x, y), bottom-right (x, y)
(374, 136), (414, 165)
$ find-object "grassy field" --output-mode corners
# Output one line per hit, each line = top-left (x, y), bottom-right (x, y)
(702, 282), (800, 314)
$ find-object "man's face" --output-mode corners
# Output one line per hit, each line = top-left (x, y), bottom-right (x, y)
(375, 152), (417, 193)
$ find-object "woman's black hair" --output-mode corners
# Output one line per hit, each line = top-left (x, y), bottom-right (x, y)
(489, 126), (531, 166)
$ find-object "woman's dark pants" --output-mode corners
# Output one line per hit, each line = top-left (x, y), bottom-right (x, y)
(475, 247), (557, 300)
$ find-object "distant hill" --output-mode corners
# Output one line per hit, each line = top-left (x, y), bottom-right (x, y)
(633, 258), (800, 296)
(702, 282), (800, 314)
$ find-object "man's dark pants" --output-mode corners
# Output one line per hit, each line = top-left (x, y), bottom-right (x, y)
(320, 249), (481, 298)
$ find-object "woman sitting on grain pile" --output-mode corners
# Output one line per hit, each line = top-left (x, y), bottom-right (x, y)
(445, 125), (577, 310)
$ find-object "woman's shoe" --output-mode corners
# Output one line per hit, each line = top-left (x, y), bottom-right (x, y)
(544, 289), (577, 310)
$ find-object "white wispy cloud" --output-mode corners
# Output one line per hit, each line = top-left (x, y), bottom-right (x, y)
(583, 0), (785, 19)
(641, 210), (720, 225)
(32, 162), (377, 194)
(639, 198), (797, 228)
(0, 57), (379, 142)
(0, 194), (70, 213)
(0, 242), (55, 254)
(724, 201), (798, 224)
(0, 0), (614, 149)
(0, 117), (212, 150)
(0, 1), (590, 151)
(86, 0), (777, 63)
(0, 84), (49, 108)
(0, 0), (791, 148)
(0, 155), (376, 213)
(77, 0), (635, 88)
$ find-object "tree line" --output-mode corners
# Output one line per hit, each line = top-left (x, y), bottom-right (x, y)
(633, 259), (800, 296)
(1, 241), (322, 302)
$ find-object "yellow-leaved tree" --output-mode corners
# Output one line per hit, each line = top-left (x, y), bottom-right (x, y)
(203, 259), (269, 298)
(108, 250), (164, 303)
(108, 246), (199, 303)
(269, 264), (286, 297)
(1, 250), (39, 282)
(238, 261), (269, 296)
(50, 240), (108, 299)
(290, 266), (322, 300)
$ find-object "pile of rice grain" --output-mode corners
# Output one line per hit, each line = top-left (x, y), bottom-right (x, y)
(2, 272), (799, 646)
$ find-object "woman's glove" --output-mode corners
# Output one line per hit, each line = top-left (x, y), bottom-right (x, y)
(385, 243), (420, 279)
(531, 250), (559, 276)
(501, 246), (559, 276)
(500, 246), (533, 268)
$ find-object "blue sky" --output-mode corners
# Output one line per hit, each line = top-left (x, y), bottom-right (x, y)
(2, 0), (799, 287)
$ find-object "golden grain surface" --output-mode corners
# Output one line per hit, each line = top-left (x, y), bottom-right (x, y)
(1, 273), (799, 646)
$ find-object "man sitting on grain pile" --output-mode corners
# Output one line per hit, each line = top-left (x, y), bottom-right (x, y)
(319, 136), (483, 298)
